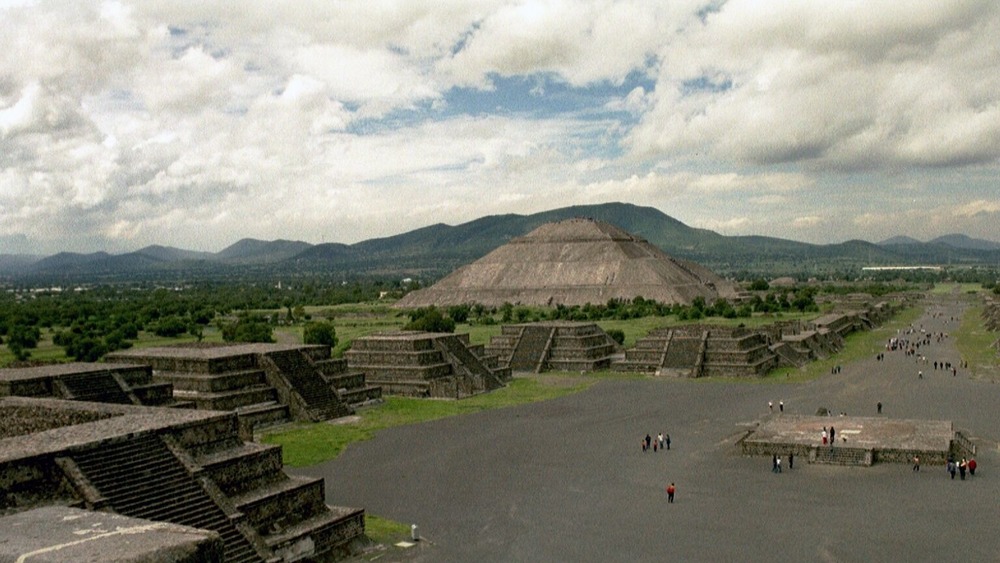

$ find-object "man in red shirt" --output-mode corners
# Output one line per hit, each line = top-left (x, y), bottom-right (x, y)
(666, 483), (676, 503)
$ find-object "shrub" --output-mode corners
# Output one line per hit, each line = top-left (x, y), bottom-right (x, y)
(304, 321), (337, 347)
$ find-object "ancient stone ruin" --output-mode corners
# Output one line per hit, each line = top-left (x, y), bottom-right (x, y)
(736, 414), (975, 467)
(0, 396), (364, 562)
(396, 217), (740, 308)
(105, 343), (380, 433)
(0, 362), (190, 408)
(485, 321), (620, 373)
(345, 331), (511, 398)
(614, 325), (777, 377)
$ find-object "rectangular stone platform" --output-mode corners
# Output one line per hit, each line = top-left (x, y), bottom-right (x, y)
(738, 414), (956, 465)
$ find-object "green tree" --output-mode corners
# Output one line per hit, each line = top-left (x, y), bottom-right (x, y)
(303, 321), (337, 347)
(221, 315), (274, 343)
(404, 307), (455, 333)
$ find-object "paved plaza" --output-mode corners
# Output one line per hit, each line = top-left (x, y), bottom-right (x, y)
(295, 293), (1000, 562)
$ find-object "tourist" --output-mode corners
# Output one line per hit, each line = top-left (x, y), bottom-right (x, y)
(959, 458), (967, 480)
(877, 401), (882, 414)
(775, 456), (782, 473)
(968, 458), (977, 477)
(642, 439), (647, 453)
(666, 483), (676, 503)
(822, 428), (828, 445)
(788, 453), (794, 469)
(829, 426), (836, 444)
(645, 434), (651, 450)
(769, 401), (773, 412)
(653, 440), (658, 452)
(918, 370), (923, 379)
(948, 460), (956, 479)
(665, 434), (671, 450)
(779, 401), (784, 412)
(658, 432), (664, 449)
(912, 455), (920, 472)
(772, 454), (778, 472)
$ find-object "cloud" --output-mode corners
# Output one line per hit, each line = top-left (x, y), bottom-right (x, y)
(630, 0), (1000, 170)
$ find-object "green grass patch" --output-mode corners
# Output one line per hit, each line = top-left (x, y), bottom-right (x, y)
(263, 375), (594, 467)
(363, 514), (414, 546)
(954, 304), (1000, 379)
(762, 306), (924, 383)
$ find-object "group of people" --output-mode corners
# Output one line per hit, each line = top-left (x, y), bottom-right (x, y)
(641, 432), (671, 452)
(771, 453), (793, 472)
(946, 456), (977, 480)
(767, 400), (784, 413)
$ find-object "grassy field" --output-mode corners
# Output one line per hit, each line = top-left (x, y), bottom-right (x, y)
(762, 306), (925, 383)
(261, 375), (594, 467)
(954, 304), (1000, 380)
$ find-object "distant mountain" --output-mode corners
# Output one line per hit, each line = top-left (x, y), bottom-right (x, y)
(217, 238), (314, 263)
(929, 234), (1000, 251)
(135, 245), (215, 262)
(879, 236), (923, 246)
(6, 203), (1000, 282)
(0, 254), (41, 275)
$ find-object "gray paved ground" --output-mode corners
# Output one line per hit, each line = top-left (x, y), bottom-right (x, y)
(295, 293), (1000, 562)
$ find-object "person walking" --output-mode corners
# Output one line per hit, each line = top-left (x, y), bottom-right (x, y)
(959, 458), (967, 480)
(657, 432), (664, 449)
(912, 455), (920, 472)
(968, 458), (977, 477)
(772, 455), (778, 472)
(788, 453), (794, 469)
(779, 401), (784, 412)
(877, 401), (882, 414)
(829, 426), (836, 444)
(775, 456), (782, 473)
(665, 434), (671, 450)
(666, 483), (675, 503)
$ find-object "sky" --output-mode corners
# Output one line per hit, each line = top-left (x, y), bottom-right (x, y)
(1, 0), (998, 255)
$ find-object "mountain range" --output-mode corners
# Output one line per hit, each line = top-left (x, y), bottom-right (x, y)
(2, 202), (998, 282)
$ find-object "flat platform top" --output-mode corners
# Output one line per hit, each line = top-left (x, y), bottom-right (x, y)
(0, 506), (218, 562)
(108, 343), (323, 359)
(0, 396), (230, 463)
(358, 331), (459, 340)
(744, 414), (953, 452)
(0, 362), (144, 382)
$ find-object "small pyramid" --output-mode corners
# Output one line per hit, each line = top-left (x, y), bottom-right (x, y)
(395, 218), (738, 307)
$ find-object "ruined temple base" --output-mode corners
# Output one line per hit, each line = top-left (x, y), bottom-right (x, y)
(737, 414), (962, 466)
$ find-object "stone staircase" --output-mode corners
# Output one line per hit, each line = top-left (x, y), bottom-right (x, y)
(311, 358), (382, 407)
(613, 326), (778, 377)
(260, 349), (352, 421)
(486, 322), (619, 373)
(65, 434), (265, 563)
(0, 363), (191, 409)
(56, 370), (135, 405)
(346, 332), (509, 398)
(42, 408), (367, 562)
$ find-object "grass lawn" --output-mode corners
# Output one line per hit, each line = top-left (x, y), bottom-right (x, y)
(762, 306), (924, 383)
(954, 304), (1000, 380)
(262, 375), (594, 467)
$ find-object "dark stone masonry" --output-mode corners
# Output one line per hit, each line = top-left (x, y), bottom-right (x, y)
(0, 396), (364, 562)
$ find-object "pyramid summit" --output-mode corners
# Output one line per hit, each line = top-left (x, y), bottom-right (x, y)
(395, 217), (739, 308)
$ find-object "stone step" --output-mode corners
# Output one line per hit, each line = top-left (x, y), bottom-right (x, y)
(264, 506), (365, 562)
(173, 386), (279, 411)
(154, 369), (268, 393)
(233, 475), (327, 535)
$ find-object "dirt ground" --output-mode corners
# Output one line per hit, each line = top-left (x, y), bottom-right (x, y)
(295, 293), (1000, 562)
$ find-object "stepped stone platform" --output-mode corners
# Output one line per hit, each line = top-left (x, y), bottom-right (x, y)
(0, 396), (365, 562)
(486, 321), (620, 373)
(0, 506), (223, 562)
(613, 325), (777, 377)
(0, 362), (190, 408)
(107, 343), (380, 433)
(345, 331), (511, 398)
(737, 414), (970, 466)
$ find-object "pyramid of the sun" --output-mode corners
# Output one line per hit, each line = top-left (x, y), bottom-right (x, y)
(395, 218), (739, 307)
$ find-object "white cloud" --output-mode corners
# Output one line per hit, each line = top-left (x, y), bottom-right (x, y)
(631, 0), (1000, 170)
(1, 0), (999, 254)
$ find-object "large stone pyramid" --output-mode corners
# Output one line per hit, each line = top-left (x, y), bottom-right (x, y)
(395, 218), (739, 308)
